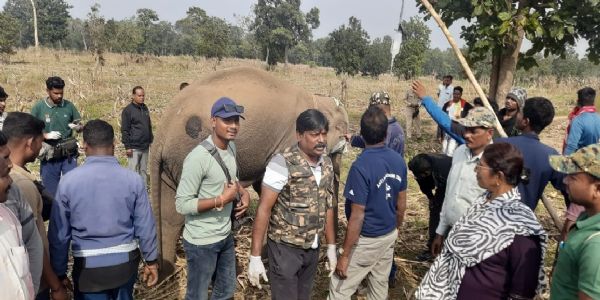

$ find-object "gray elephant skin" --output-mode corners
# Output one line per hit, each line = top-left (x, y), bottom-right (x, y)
(149, 66), (349, 277)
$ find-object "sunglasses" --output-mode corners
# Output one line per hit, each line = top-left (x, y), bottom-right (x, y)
(220, 104), (244, 113)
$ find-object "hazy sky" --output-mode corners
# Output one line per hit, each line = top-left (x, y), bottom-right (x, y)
(0, 0), (588, 56)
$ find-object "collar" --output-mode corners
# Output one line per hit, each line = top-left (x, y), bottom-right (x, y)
(83, 155), (119, 165)
(294, 143), (324, 167)
(44, 97), (64, 108)
(388, 117), (397, 124)
(482, 187), (521, 208)
(10, 164), (36, 182)
(131, 101), (146, 108)
(575, 212), (600, 230)
(519, 132), (540, 140)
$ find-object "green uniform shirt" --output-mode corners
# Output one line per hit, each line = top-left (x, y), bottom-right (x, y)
(550, 212), (600, 300)
(175, 136), (237, 246)
(31, 98), (81, 139)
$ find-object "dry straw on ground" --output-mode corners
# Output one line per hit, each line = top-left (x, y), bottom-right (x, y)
(0, 48), (578, 299)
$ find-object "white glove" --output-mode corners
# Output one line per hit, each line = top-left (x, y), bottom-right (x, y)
(45, 131), (62, 140)
(248, 255), (268, 289)
(326, 244), (337, 277)
(68, 123), (77, 129)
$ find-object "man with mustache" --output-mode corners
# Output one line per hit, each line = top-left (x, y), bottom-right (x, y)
(412, 81), (495, 257)
(248, 109), (337, 300)
(0, 85), (7, 130)
(175, 97), (250, 300)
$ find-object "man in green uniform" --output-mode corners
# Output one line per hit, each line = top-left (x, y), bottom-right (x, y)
(549, 144), (600, 300)
(31, 76), (83, 199)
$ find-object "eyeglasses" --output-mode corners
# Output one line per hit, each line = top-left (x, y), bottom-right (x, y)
(221, 104), (244, 113)
(474, 161), (493, 171)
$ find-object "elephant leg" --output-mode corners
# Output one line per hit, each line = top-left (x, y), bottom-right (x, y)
(159, 182), (184, 279)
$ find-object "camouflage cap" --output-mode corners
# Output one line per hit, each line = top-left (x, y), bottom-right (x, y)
(369, 91), (390, 105)
(549, 144), (600, 178)
(456, 107), (496, 128)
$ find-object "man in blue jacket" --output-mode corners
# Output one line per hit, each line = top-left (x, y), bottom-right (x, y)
(49, 119), (158, 299)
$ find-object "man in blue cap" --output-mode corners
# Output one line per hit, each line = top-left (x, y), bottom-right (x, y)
(175, 97), (250, 300)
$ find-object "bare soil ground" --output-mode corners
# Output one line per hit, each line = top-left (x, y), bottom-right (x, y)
(0, 49), (577, 300)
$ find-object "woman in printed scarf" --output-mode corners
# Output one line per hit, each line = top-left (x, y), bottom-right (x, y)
(415, 143), (548, 300)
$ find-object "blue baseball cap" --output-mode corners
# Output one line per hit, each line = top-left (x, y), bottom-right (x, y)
(211, 97), (245, 119)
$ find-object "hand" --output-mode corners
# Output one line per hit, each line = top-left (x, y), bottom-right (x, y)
(221, 181), (238, 204)
(45, 131), (62, 140)
(142, 263), (159, 287)
(248, 255), (268, 289)
(412, 80), (427, 100)
(126, 149), (133, 158)
(50, 285), (68, 300)
(335, 255), (350, 279)
(234, 184), (249, 218)
(326, 244), (337, 277)
(431, 234), (444, 257)
(67, 123), (82, 130)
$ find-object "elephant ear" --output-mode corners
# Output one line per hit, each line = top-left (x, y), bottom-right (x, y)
(185, 115), (203, 139)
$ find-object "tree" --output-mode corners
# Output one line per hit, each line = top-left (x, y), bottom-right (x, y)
(361, 36), (393, 77)
(325, 16), (369, 76)
(418, 0), (600, 103)
(3, 0), (35, 47)
(423, 48), (461, 78)
(135, 8), (159, 53)
(84, 3), (106, 52)
(36, 0), (71, 47)
(175, 7), (231, 60)
(0, 12), (20, 55)
(551, 47), (583, 82)
(251, 0), (320, 66)
(392, 17), (430, 79)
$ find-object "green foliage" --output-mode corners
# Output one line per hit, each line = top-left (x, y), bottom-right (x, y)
(361, 36), (392, 77)
(418, 0), (600, 67)
(251, 0), (319, 65)
(392, 17), (430, 80)
(325, 16), (369, 76)
(0, 12), (19, 54)
(422, 48), (462, 78)
(175, 7), (231, 60)
(3, 0), (35, 47)
(37, 0), (71, 47)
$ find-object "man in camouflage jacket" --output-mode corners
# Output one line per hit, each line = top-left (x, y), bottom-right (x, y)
(248, 109), (337, 300)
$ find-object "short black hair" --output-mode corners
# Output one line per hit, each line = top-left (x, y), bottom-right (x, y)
(0, 131), (7, 147)
(0, 86), (7, 99)
(46, 76), (65, 90)
(3, 112), (45, 141)
(296, 109), (329, 134)
(577, 87), (596, 106)
(83, 119), (114, 147)
(453, 86), (463, 94)
(132, 86), (144, 94)
(443, 75), (453, 80)
(360, 106), (387, 145)
(179, 82), (189, 90)
(523, 97), (555, 134)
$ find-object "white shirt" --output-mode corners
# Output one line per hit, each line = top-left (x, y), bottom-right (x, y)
(437, 84), (454, 108)
(263, 154), (323, 248)
(435, 144), (487, 235)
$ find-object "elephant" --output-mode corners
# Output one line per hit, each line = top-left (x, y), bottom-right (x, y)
(149, 66), (349, 277)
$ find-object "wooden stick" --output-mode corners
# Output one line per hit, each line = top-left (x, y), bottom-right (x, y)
(419, 0), (563, 230)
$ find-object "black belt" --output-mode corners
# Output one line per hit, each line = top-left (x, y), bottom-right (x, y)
(72, 250), (140, 293)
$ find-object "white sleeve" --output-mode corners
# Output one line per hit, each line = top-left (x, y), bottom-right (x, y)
(262, 154), (288, 192)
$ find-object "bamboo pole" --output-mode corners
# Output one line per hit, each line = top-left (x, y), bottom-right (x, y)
(419, 0), (563, 230)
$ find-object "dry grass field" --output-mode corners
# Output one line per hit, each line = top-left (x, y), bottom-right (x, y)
(1, 48), (597, 299)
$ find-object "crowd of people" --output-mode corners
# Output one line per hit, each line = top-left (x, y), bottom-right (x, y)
(0, 74), (599, 300)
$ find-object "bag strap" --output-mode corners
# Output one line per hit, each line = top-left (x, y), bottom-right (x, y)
(200, 140), (233, 183)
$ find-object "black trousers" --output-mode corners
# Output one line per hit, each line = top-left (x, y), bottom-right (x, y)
(267, 239), (319, 300)
(427, 192), (445, 249)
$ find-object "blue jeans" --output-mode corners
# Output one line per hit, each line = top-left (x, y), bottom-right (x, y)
(183, 234), (236, 300)
(41, 157), (77, 197)
(74, 272), (136, 300)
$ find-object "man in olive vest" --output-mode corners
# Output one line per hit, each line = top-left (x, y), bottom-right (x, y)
(248, 109), (337, 300)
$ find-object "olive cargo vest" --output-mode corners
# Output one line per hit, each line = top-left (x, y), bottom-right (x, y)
(267, 145), (334, 249)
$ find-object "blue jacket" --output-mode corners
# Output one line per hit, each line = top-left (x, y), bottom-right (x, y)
(351, 117), (405, 156)
(49, 156), (158, 276)
(496, 133), (568, 209)
(564, 112), (600, 155)
(421, 96), (465, 144)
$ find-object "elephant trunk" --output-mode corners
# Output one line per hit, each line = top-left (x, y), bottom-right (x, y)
(149, 144), (164, 273)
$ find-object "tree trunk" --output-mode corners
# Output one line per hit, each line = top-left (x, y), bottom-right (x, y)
(264, 47), (269, 64)
(29, 0), (39, 48)
(284, 45), (289, 67)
